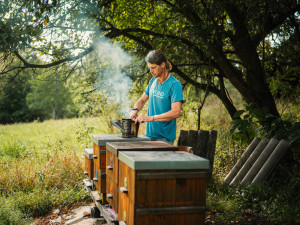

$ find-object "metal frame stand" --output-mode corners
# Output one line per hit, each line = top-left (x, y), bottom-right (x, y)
(83, 179), (118, 225)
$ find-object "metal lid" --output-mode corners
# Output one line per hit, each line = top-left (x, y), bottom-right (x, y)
(84, 148), (94, 159)
(118, 151), (209, 170)
(92, 134), (151, 146)
(106, 141), (178, 156)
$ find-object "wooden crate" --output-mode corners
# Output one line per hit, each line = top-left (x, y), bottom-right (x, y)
(106, 141), (178, 212)
(84, 148), (94, 181)
(118, 151), (209, 225)
(92, 134), (151, 199)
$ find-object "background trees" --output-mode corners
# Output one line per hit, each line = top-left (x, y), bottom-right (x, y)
(0, 0), (299, 130)
(0, 2), (299, 224)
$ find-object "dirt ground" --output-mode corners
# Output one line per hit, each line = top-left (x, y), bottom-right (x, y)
(32, 202), (105, 225)
(32, 202), (272, 225)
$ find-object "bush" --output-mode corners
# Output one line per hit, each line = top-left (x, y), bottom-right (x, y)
(0, 197), (31, 225)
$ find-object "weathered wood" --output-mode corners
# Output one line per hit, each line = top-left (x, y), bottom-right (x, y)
(90, 191), (118, 224)
(135, 206), (206, 215)
(92, 134), (151, 147)
(177, 130), (189, 146)
(230, 138), (269, 185)
(106, 150), (119, 212)
(136, 171), (207, 180)
(196, 130), (209, 158)
(206, 129), (217, 180)
(90, 191), (102, 202)
(178, 129), (217, 181)
(106, 141), (178, 156)
(93, 143), (107, 194)
(118, 160), (136, 225)
(178, 145), (193, 153)
(134, 213), (206, 225)
(241, 138), (279, 185)
(188, 130), (198, 153)
(118, 151), (209, 225)
(92, 135), (151, 197)
(224, 137), (261, 184)
(84, 148), (94, 181)
(251, 139), (289, 184)
(84, 179), (119, 224)
(105, 141), (178, 212)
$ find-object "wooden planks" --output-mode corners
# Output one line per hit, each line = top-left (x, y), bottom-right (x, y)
(84, 148), (94, 181)
(106, 150), (119, 211)
(93, 143), (106, 197)
(118, 160), (136, 225)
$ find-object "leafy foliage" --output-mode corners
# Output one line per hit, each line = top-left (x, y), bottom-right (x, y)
(0, 0), (56, 53)
(0, 70), (33, 124)
(230, 103), (300, 152)
(265, 16), (300, 100)
(27, 74), (77, 120)
(1, 0), (299, 128)
(0, 117), (110, 224)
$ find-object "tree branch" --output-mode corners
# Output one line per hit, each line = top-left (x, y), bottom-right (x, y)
(253, 4), (300, 46)
(13, 44), (94, 69)
(119, 27), (220, 69)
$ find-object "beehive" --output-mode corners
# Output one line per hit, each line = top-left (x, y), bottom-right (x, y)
(118, 151), (209, 225)
(92, 134), (150, 199)
(84, 148), (94, 181)
(105, 141), (178, 212)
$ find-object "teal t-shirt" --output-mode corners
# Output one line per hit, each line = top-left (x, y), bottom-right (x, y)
(144, 75), (183, 141)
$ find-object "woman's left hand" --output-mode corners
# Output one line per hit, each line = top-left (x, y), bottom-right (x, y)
(135, 114), (152, 123)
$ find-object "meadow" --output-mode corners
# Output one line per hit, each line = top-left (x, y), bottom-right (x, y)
(0, 99), (299, 224)
(0, 117), (116, 224)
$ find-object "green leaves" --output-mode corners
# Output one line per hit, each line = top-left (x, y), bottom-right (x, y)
(233, 109), (245, 119)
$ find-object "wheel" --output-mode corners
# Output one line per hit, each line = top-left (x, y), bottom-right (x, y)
(90, 206), (101, 218)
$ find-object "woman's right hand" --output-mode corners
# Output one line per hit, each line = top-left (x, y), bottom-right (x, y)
(130, 110), (138, 120)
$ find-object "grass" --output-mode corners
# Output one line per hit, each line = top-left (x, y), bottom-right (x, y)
(0, 100), (299, 224)
(0, 117), (116, 224)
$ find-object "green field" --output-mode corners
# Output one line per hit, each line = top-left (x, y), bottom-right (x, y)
(0, 116), (299, 225)
(0, 117), (116, 224)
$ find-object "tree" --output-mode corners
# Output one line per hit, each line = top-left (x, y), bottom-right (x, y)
(0, 68), (33, 124)
(1, 0), (299, 125)
(26, 74), (77, 121)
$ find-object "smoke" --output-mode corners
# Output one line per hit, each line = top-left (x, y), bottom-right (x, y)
(94, 38), (134, 117)
(35, 1), (137, 117)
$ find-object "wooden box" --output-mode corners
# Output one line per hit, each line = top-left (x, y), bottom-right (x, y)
(84, 148), (94, 180)
(92, 134), (151, 198)
(118, 151), (209, 225)
(105, 141), (178, 212)
(93, 143), (106, 195)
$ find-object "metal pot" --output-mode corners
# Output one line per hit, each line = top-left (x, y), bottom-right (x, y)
(111, 119), (139, 138)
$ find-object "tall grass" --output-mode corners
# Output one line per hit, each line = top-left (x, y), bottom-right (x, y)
(0, 117), (115, 224)
(0, 97), (299, 224)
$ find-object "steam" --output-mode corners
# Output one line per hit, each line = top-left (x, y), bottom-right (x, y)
(95, 39), (134, 117)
